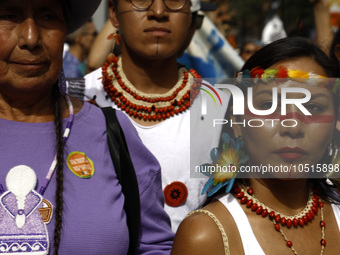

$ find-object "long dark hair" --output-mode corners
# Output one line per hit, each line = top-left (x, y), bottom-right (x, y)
(242, 36), (336, 75)
(330, 28), (340, 77)
(51, 83), (65, 255)
(52, 2), (69, 253)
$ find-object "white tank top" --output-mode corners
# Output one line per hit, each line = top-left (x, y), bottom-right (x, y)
(218, 193), (340, 255)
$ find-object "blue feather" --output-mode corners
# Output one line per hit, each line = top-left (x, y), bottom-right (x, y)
(201, 178), (214, 195)
(225, 178), (235, 193)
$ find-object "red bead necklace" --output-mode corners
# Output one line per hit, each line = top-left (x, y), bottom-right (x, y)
(233, 184), (325, 255)
(101, 54), (201, 121)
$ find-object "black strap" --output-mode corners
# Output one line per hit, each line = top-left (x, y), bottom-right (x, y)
(102, 107), (140, 255)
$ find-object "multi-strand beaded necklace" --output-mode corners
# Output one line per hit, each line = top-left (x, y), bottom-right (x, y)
(101, 54), (201, 121)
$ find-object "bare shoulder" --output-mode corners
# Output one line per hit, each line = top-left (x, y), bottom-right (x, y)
(207, 200), (245, 254)
(171, 207), (226, 255)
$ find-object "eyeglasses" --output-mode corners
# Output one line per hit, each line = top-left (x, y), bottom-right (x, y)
(130, 0), (187, 11)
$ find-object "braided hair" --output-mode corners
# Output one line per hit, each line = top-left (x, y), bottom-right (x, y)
(51, 82), (65, 255)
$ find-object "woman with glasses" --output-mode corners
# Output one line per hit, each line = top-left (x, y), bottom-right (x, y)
(72, 0), (229, 232)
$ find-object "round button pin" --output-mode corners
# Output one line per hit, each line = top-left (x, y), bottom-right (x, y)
(163, 181), (188, 207)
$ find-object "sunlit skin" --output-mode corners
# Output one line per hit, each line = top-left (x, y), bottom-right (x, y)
(232, 57), (335, 179)
(0, 0), (67, 121)
(111, 0), (191, 60)
(107, 0), (192, 103)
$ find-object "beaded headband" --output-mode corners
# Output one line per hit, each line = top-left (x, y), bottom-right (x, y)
(236, 66), (340, 94)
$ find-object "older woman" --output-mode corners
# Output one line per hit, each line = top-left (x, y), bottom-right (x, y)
(171, 37), (340, 254)
(0, 0), (173, 254)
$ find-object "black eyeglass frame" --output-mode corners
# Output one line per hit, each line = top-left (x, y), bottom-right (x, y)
(130, 0), (188, 11)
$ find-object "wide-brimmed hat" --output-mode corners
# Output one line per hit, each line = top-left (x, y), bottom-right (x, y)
(63, 0), (102, 34)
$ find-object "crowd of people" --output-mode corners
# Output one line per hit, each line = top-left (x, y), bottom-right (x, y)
(0, 0), (340, 254)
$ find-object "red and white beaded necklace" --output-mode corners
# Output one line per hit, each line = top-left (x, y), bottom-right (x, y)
(101, 54), (201, 121)
(233, 184), (325, 255)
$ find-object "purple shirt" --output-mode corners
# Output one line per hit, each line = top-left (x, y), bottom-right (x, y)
(0, 102), (173, 254)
